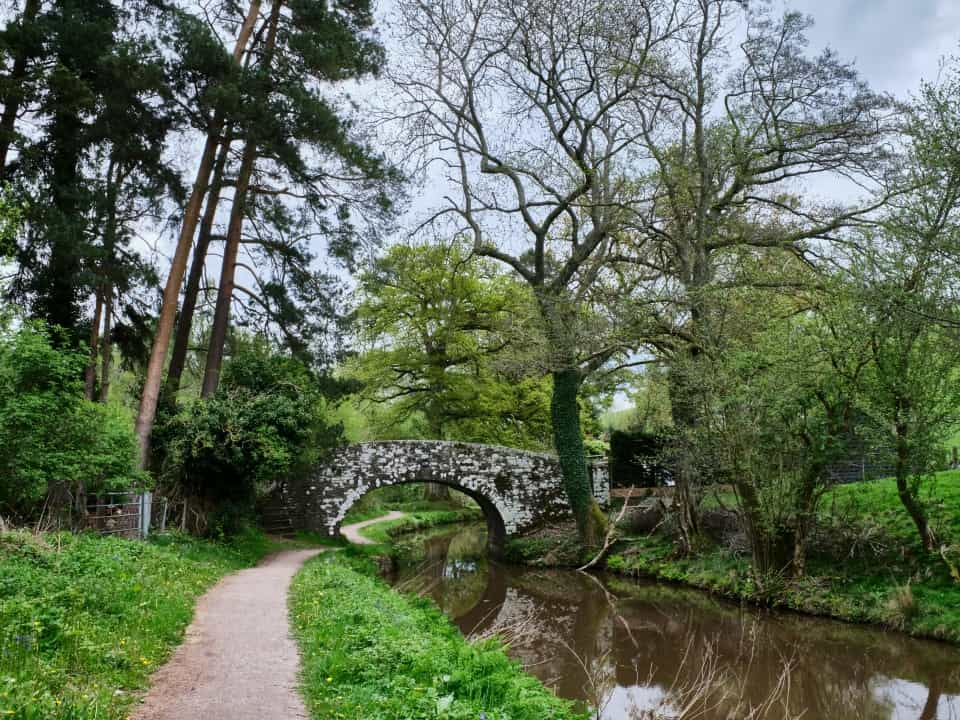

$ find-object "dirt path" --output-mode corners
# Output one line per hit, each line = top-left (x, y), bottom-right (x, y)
(340, 511), (406, 544)
(132, 548), (321, 720)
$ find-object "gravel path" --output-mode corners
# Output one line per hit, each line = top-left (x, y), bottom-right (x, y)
(339, 511), (406, 544)
(131, 548), (322, 720)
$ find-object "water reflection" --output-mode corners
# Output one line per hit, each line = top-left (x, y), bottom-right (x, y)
(388, 524), (960, 719)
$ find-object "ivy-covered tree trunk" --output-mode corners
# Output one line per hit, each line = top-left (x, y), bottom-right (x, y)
(551, 366), (604, 547)
(666, 358), (703, 553)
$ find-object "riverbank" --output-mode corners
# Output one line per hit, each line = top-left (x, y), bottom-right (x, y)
(510, 473), (960, 644)
(0, 528), (288, 719)
(354, 507), (483, 544)
(289, 548), (586, 720)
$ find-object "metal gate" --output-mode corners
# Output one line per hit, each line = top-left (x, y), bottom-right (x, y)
(85, 491), (153, 538)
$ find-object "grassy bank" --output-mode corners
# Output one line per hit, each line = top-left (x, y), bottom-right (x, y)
(290, 550), (585, 720)
(0, 528), (278, 719)
(605, 473), (960, 643)
(356, 508), (483, 544)
(506, 472), (960, 643)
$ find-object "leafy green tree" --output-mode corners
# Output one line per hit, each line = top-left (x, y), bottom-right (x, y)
(349, 240), (553, 449)
(0, 319), (143, 520)
(199, 0), (395, 397)
(5, 0), (180, 363)
(135, 0), (271, 464)
(617, 3), (893, 550)
(0, 0), (43, 177)
(680, 287), (868, 580)
(390, 0), (672, 544)
(849, 64), (960, 551)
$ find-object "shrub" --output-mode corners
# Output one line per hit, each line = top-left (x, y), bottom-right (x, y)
(0, 320), (143, 519)
(154, 344), (345, 529)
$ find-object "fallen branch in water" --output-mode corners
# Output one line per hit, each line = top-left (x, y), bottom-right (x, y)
(578, 488), (635, 571)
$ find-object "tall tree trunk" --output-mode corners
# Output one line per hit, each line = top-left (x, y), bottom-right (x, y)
(84, 289), (103, 400)
(165, 131), (233, 400)
(88, 156), (121, 401)
(200, 141), (257, 397)
(551, 366), (604, 547)
(133, 0), (263, 466)
(99, 284), (113, 403)
(201, 0), (282, 398)
(0, 0), (41, 177)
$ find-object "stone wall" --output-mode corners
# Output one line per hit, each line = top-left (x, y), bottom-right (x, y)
(288, 440), (609, 553)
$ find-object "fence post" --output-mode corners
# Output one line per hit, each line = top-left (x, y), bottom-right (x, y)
(139, 492), (153, 539)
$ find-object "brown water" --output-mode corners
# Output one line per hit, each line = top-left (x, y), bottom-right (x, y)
(388, 524), (960, 720)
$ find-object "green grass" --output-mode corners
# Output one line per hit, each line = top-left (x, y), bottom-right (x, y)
(356, 509), (484, 544)
(0, 528), (281, 719)
(290, 550), (586, 720)
(826, 471), (960, 547)
(607, 472), (960, 643)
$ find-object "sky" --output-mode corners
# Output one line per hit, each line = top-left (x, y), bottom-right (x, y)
(784, 0), (959, 95)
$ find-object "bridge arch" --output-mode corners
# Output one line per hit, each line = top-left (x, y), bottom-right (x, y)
(294, 441), (607, 555)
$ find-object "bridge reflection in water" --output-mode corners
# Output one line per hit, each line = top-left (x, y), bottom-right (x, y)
(387, 524), (960, 720)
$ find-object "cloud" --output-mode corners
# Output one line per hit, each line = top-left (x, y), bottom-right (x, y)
(785, 0), (959, 95)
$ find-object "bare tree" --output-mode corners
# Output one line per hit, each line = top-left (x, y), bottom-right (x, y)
(390, 0), (687, 544)
(618, 1), (896, 548)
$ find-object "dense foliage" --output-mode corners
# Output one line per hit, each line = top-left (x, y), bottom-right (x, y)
(0, 320), (142, 519)
(348, 240), (555, 450)
(155, 343), (345, 532)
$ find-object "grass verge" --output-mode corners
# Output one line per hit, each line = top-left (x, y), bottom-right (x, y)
(605, 473), (960, 643)
(289, 550), (586, 720)
(0, 527), (280, 719)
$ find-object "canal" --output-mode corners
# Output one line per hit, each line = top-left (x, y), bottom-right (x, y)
(387, 523), (960, 719)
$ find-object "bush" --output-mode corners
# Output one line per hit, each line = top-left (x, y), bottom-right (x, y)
(154, 344), (345, 529)
(0, 320), (143, 519)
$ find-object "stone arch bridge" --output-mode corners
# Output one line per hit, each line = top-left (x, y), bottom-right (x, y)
(272, 441), (609, 555)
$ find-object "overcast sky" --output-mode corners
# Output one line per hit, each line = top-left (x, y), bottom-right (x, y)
(785, 0), (959, 96)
